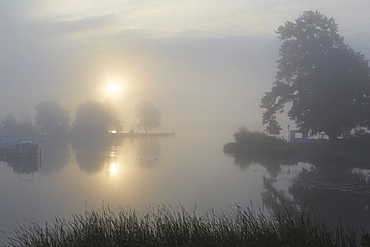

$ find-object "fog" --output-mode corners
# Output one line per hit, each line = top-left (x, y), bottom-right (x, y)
(2, 0), (370, 138)
(2, 2), (370, 241)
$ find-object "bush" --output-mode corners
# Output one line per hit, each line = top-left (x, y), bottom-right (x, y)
(233, 126), (284, 147)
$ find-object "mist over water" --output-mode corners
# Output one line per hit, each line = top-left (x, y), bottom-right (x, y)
(1, 131), (370, 243)
(0, 132), (260, 235)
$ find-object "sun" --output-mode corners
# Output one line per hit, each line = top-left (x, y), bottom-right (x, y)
(107, 84), (121, 94)
(105, 79), (123, 97)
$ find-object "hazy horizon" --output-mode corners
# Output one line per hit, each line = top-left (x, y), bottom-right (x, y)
(2, 1), (370, 137)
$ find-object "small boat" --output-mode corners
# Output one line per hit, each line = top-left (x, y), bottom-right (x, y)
(0, 133), (39, 160)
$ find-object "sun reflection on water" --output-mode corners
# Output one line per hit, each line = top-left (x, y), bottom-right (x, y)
(109, 162), (117, 174)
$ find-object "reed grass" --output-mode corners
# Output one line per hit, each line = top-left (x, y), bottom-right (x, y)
(2, 204), (363, 247)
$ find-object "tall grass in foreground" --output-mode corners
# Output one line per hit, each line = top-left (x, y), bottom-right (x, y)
(2, 204), (363, 247)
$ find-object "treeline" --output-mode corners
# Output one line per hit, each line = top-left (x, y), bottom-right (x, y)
(0, 100), (161, 139)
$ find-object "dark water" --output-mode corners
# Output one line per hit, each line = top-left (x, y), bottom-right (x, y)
(0, 133), (370, 241)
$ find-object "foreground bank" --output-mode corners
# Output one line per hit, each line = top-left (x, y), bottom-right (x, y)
(2, 205), (364, 247)
(224, 141), (370, 164)
(225, 127), (370, 164)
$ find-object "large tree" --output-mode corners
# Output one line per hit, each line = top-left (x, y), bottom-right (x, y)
(135, 101), (161, 134)
(261, 11), (370, 140)
(265, 115), (282, 137)
(35, 100), (71, 137)
(104, 97), (123, 132)
(72, 100), (121, 137)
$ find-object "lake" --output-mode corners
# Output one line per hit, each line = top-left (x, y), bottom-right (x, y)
(1, 132), (370, 241)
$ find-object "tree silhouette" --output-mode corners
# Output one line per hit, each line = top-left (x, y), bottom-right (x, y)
(104, 97), (123, 132)
(135, 101), (161, 134)
(73, 100), (121, 137)
(1, 113), (38, 135)
(265, 115), (282, 137)
(261, 11), (370, 140)
(1, 113), (17, 133)
(34, 100), (70, 137)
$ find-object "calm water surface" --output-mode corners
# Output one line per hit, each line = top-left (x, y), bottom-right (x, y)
(1, 132), (370, 240)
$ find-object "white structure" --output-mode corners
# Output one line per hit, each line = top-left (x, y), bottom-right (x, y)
(289, 130), (309, 143)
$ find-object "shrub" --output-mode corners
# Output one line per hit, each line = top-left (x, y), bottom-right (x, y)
(233, 126), (284, 147)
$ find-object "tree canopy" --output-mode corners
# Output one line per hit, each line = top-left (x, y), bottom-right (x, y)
(34, 100), (71, 137)
(1, 113), (17, 133)
(104, 97), (123, 132)
(264, 115), (282, 137)
(261, 11), (370, 140)
(1, 113), (37, 135)
(135, 101), (161, 134)
(72, 100), (121, 137)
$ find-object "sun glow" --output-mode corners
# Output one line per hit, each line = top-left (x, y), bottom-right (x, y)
(109, 162), (117, 174)
(107, 84), (121, 93)
(105, 79), (124, 97)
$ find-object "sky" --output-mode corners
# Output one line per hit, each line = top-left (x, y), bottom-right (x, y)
(1, 0), (370, 138)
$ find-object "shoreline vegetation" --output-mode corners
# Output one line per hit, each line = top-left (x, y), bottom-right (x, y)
(224, 127), (370, 165)
(2, 204), (365, 247)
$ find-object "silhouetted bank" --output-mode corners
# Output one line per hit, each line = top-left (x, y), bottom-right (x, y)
(224, 138), (370, 165)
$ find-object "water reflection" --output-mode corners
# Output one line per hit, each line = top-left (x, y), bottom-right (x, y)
(279, 162), (370, 229)
(229, 153), (295, 178)
(6, 158), (39, 175)
(230, 153), (370, 230)
(0, 139), (73, 180)
(1, 151), (39, 180)
(39, 140), (71, 174)
(0, 143), (40, 176)
(135, 137), (161, 168)
(71, 136), (164, 174)
(352, 168), (370, 182)
(73, 139), (111, 174)
(109, 147), (116, 172)
(0, 136), (166, 177)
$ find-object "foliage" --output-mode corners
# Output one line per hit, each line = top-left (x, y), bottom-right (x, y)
(1, 113), (18, 133)
(104, 98), (123, 132)
(3, 204), (362, 247)
(353, 127), (370, 138)
(261, 10), (370, 141)
(264, 115), (282, 136)
(135, 101), (161, 134)
(233, 126), (283, 147)
(72, 100), (121, 137)
(34, 100), (70, 137)
(1, 113), (37, 135)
